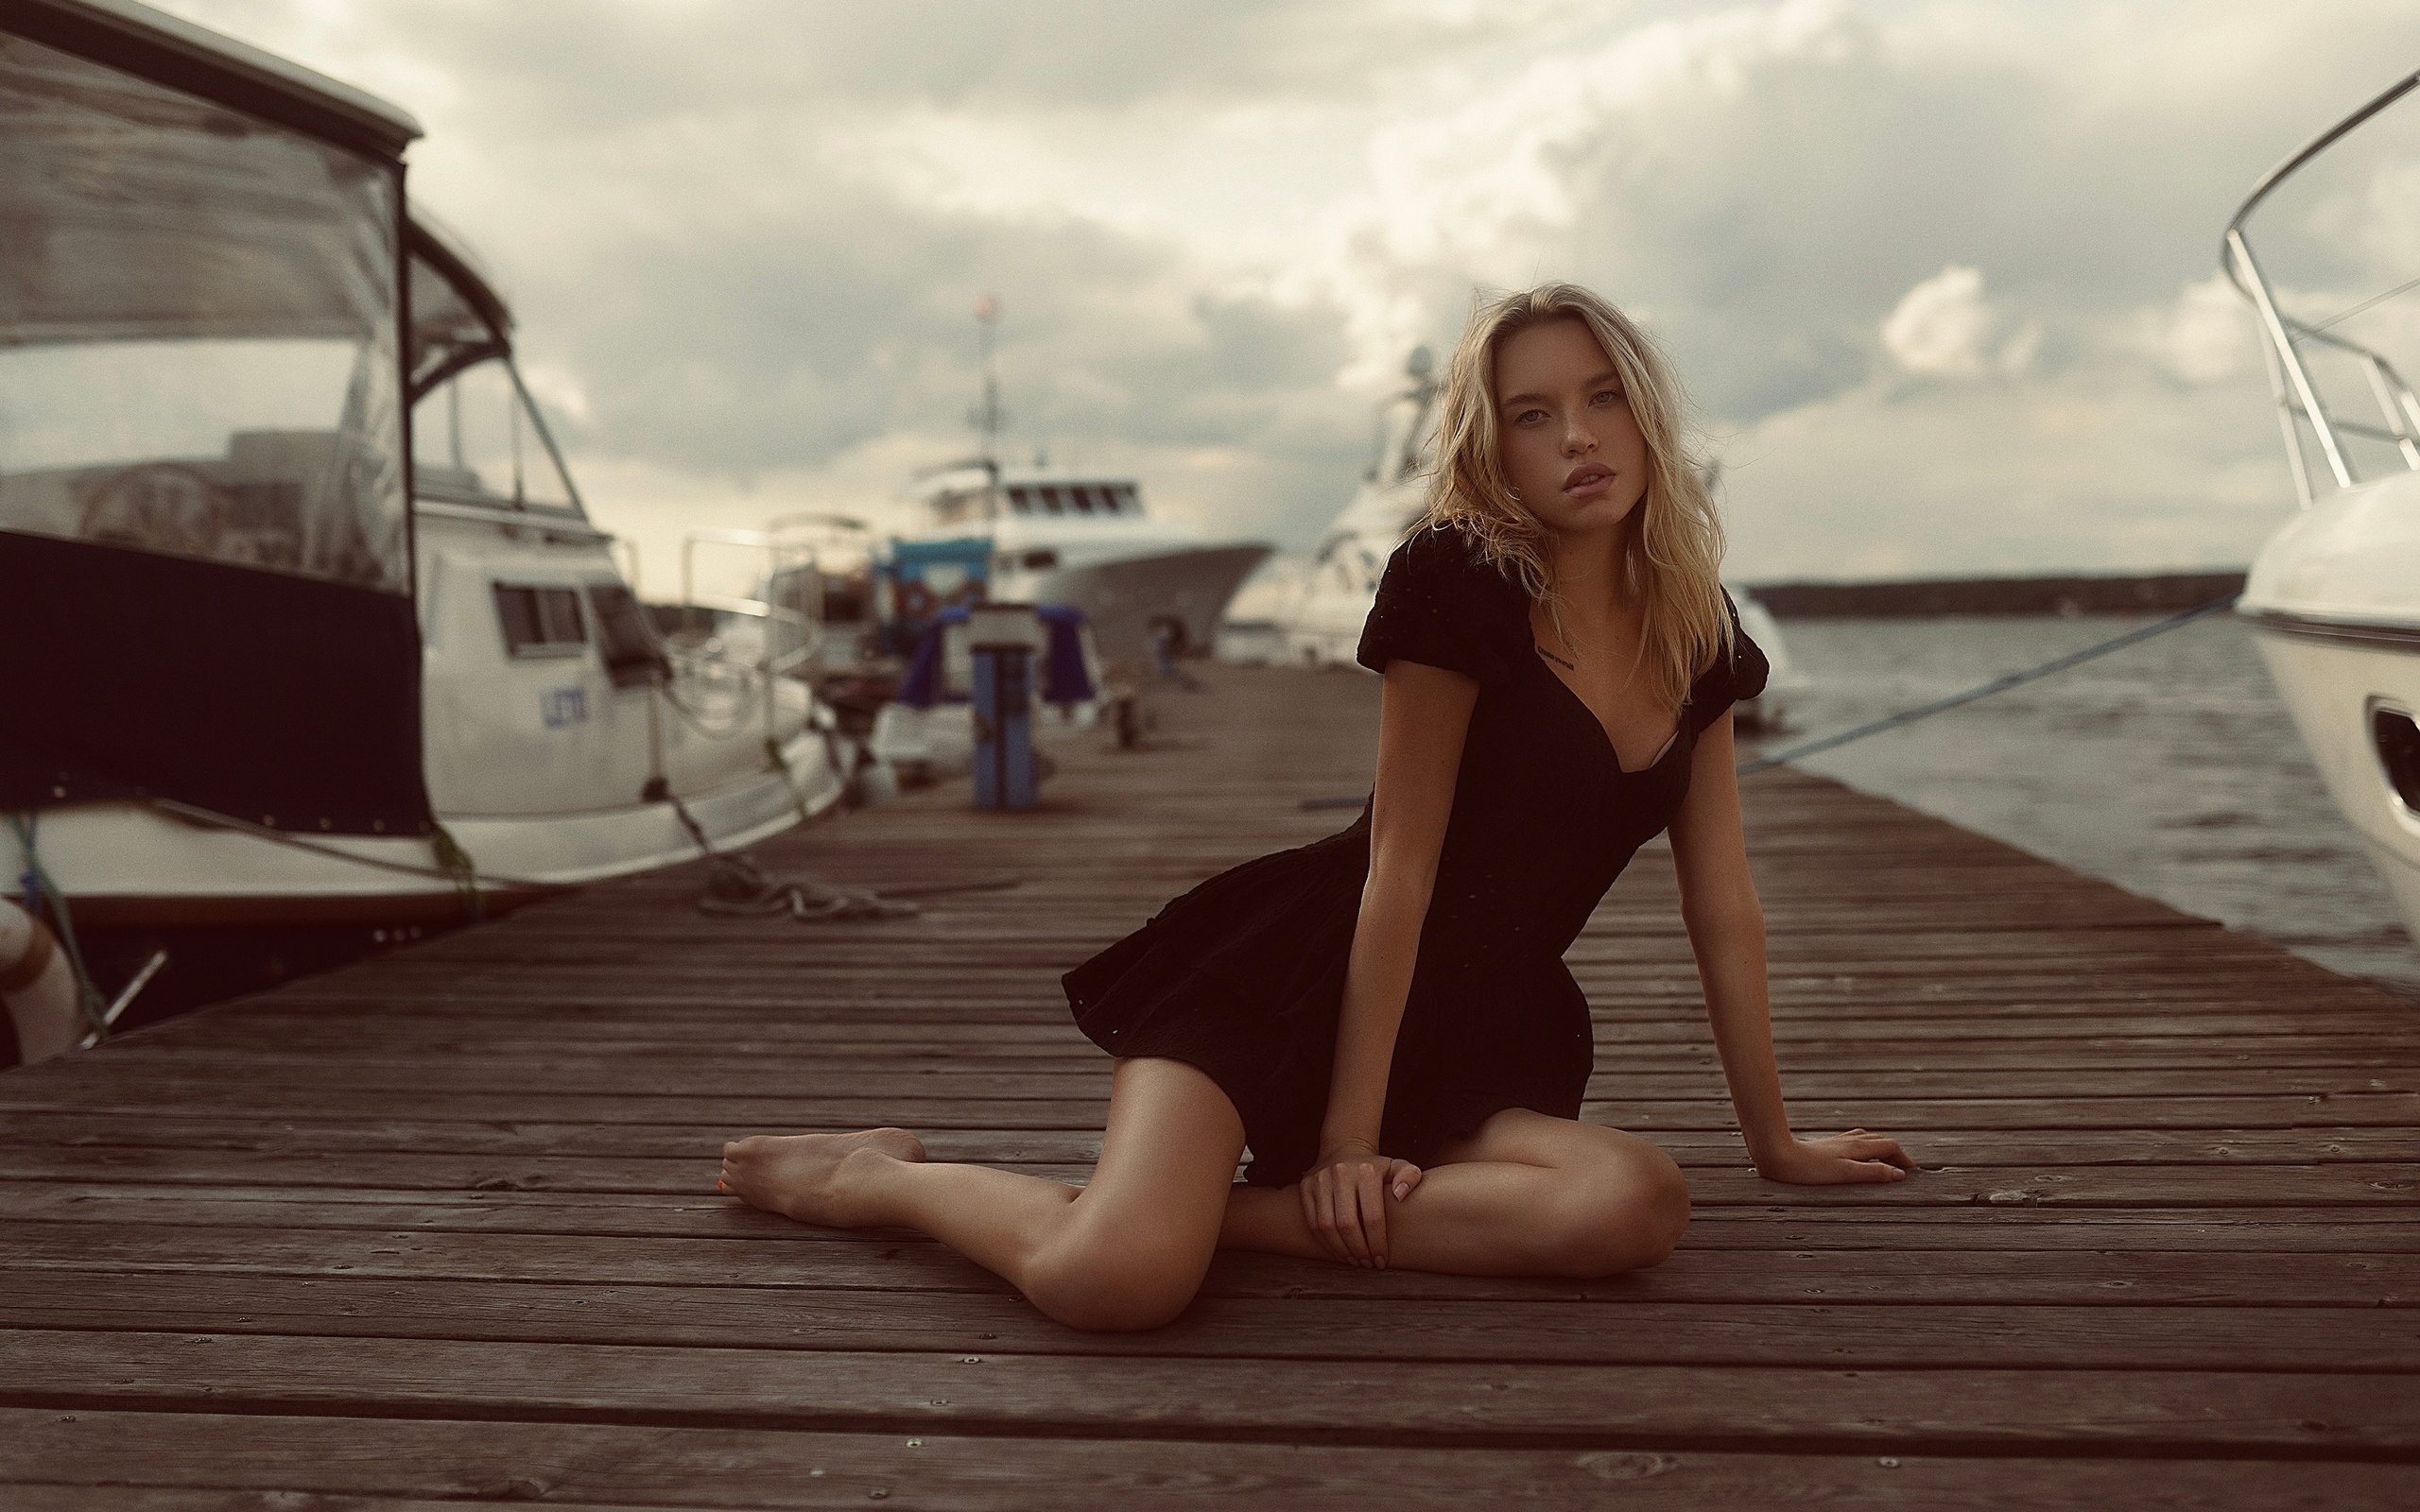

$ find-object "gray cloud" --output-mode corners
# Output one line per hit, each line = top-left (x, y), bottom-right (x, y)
(152, 0), (2420, 575)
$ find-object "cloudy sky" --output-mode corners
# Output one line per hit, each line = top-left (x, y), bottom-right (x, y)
(159, 0), (2420, 584)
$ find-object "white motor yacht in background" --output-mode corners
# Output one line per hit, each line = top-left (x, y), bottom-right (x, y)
(1275, 349), (1801, 729)
(890, 301), (1270, 669)
(0, 0), (846, 1024)
(1279, 350), (1443, 670)
(2225, 69), (2420, 944)
(901, 464), (1270, 669)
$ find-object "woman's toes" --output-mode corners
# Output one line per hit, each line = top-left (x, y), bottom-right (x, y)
(712, 1129), (915, 1227)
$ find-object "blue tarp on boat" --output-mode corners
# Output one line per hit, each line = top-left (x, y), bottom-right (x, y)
(894, 604), (1098, 709)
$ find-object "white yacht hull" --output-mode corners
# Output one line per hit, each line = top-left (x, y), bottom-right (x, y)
(4, 502), (856, 932)
(999, 543), (1271, 664)
(9, 726), (845, 929)
(2240, 472), (2420, 944)
(2244, 628), (2420, 938)
(1281, 585), (1377, 670)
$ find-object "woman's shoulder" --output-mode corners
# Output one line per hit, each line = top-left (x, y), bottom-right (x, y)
(1357, 522), (1530, 684)
(1386, 521), (1528, 606)
(1685, 587), (1772, 731)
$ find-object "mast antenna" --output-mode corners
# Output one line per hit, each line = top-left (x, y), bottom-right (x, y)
(971, 294), (1004, 522)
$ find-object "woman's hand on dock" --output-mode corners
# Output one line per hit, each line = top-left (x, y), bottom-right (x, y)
(1754, 1128), (1915, 1185)
(1299, 1141), (1425, 1268)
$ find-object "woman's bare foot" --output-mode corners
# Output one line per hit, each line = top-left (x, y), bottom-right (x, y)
(717, 1127), (927, 1228)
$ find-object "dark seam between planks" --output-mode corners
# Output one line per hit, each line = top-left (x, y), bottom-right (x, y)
(2, 1390), (2415, 1465)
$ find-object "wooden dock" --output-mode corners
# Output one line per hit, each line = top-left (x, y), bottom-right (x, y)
(3, 662), (2416, 1508)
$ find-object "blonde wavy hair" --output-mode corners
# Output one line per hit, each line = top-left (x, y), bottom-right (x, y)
(1417, 282), (1731, 712)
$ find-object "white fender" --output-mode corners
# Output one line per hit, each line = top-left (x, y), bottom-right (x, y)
(1, 898), (81, 1065)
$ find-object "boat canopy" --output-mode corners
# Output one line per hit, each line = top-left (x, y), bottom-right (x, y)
(0, 13), (411, 592)
(0, 1), (431, 836)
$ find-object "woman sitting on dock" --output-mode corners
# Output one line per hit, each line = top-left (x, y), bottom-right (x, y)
(720, 282), (1913, 1331)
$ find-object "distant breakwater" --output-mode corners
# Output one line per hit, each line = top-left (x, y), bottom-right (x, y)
(1745, 570), (2247, 619)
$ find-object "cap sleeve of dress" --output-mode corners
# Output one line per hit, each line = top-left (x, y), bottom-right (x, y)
(1685, 589), (1772, 733)
(1355, 525), (1525, 686)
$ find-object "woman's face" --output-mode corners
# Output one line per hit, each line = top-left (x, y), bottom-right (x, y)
(1491, 317), (1650, 541)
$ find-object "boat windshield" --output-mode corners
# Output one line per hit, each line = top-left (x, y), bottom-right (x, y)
(403, 238), (580, 516)
(0, 31), (409, 592)
(410, 354), (580, 514)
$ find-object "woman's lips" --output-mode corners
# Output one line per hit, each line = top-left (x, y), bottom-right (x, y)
(1563, 464), (1614, 497)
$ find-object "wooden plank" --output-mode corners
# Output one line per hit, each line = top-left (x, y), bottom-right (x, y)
(3, 1143), (2411, 1204)
(9, 1083), (2412, 1131)
(6, 1333), (2420, 1454)
(16, 1058), (2411, 1101)
(11, 1182), (2419, 1252)
(76, 1035), (2420, 1073)
(9, 1112), (2410, 1168)
(5, 1413), (2413, 1512)
(4, 1221), (2411, 1306)
(4, 1277), (2416, 1371)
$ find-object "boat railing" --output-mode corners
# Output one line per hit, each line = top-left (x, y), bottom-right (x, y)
(663, 529), (825, 739)
(2223, 68), (2420, 507)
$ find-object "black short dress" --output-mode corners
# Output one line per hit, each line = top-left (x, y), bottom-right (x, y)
(1063, 522), (1769, 1187)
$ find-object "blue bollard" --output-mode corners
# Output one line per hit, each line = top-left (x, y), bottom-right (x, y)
(968, 605), (1042, 810)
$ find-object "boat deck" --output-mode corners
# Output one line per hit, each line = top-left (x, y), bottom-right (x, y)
(4, 662), (2416, 1507)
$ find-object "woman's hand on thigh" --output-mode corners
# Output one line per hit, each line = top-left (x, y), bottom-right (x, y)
(1297, 1141), (1423, 1267)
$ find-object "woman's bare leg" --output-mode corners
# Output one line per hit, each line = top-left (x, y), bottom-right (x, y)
(719, 1056), (1246, 1331)
(1219, 1108), (1688, 1278)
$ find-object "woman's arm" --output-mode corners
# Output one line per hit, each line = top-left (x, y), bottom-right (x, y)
(1668, 712), (1912, 1184)
(1303, 659), (1477, 1265)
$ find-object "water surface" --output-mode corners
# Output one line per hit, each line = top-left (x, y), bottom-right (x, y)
(1745, 613), (2419, 995)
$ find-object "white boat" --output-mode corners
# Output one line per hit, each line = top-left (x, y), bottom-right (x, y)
(0, 1), (848, 1010)
(2225, 69), (2420, 945)
(1276, 349), (1802, 728)
(1276, 350), (1443, 671)
(885, 301), (1269, 670)
(866, 603), (1109, 784)
(901, 464), (1270, 670)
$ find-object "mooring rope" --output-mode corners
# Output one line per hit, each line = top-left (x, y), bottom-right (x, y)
(1296, 593), (2242, 808)
(7, 812), (110, 1039)
(1732, 593), (2240, 777)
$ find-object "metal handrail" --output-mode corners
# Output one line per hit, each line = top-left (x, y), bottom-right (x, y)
(2222, 69), (2420, 270)
(2222, 67), (2420, 507)
(669, 530), (832, 743)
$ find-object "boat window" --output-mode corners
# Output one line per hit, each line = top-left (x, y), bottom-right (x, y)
(586, 580), (667, 687)
(1038, 487), (1064, 515)
(0, 34), (409, 593)
(1023, 549), (1059, 570)
(2377, 708), (2420, 814)
(1007, 488), (1033, 514)
(1067, 486), (1097, 514)
(1091, 487), (1118, 516)
(412, 357), (579, 512)
(1110, 485), (1140, 514)
(493, 582), (587, 657)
